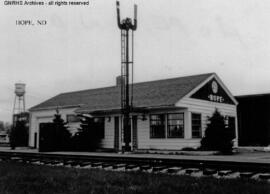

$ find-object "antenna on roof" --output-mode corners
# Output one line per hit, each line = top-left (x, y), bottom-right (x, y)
(116, 1), (138, 152)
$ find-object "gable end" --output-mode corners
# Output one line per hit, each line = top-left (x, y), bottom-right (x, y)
(189, 77), (235, 105)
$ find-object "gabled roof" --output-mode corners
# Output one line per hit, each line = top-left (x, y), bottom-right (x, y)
(235, 93), (270, 99)
(29, 73), (214, 112)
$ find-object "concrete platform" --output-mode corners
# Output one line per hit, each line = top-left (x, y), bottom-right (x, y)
(0, 147), (269, 165)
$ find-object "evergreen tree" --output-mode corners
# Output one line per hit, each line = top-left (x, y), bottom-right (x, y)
(73, 115), (103, 151)
(9, 124), (17, 150)
(52, 109), (71, 150)
(0, 121), (4, 131)
(9, 118), (28, 149)
(200, 109), (234, 154)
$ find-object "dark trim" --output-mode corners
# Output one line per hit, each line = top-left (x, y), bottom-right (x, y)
(114, 116), (120, 151)
(149, 114), (166, 139)
(191, 113), (202, 139)
(167, 113), (185, 138)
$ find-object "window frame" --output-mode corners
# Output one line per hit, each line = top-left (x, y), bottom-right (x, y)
(167, 113), (185, 138)
(149, 114), (166, 138)
(224, 115), (236, 139)
(93, 117), (105, 139)
(66, 114), (80, 123)
(191, 113), (202, 138)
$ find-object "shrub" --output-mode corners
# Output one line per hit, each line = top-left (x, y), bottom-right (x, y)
(52, 110), (72, 151)
(72, 116), (103, 151)
(200, 109), (234, 154)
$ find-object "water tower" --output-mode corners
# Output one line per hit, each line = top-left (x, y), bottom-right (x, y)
(13, 83), (26, 115)
(12, 83), (29, 147)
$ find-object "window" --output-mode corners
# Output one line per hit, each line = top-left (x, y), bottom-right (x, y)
(66, 114), (80, 123)
(224, 116), (235, 129)
(167, 113), (184, 138)
(228, 117), (235, 130)
(94, 117), (105, 139)
(150, 114), (165, 138)
(192, 113), (201, 138)
(225, 116), (236, 139)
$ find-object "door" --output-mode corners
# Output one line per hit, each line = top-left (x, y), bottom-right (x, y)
(34, 132), (37, 148)
(39, 122), (56, 152)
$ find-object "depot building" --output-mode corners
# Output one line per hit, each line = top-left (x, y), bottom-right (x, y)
(29, 73), (238, 151)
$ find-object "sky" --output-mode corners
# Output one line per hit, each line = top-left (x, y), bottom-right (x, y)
(1, 0), (270, 122)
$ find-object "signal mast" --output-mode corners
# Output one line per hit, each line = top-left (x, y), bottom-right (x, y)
(116, 1), (137, 151)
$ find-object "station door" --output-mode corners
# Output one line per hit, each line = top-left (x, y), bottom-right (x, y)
(39, 122), (57, 152)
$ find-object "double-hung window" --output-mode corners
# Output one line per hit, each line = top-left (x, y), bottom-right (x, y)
(94, 117), (105, 139)
(192, 113), (202, 138)
(224, 116), (236, 139)
(167, 113), (184, 138)
(66, 114), (80, 123)
(150, 114), (165, 138)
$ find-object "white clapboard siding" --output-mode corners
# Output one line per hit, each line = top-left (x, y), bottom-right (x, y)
(100, 119), (114, 149)
(30, 108), (116, 149)
(136, 97), (237, 150)
(137, 115), (201, 150)
(177, 98), (237, 115)
(177, 97), (238, 146)
(29, 108), (77, 148)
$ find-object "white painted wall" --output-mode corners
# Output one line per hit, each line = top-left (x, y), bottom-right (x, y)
(136, 98), (237, 150)
(29, 108), (77, 148)
(136, 108), (202, 150)
(137, 116), (202, 150)
(177, 97), (238, 146)
(29, 108), (117, 149)
(29, 99), (237, 151)
(100, 117), (114, 149)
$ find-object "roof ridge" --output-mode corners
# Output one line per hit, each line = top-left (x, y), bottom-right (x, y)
(59, 72), (215, 95)
(133, 72), (214, 85)
(59, 85), (117, 96)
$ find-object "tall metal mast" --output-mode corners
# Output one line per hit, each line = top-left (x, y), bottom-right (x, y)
(116, 1), (137, 151)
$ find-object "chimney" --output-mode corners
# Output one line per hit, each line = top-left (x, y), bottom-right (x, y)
(116, 75), (125, 86)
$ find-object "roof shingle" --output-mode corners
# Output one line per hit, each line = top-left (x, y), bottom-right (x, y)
(29, 73), (213, 112)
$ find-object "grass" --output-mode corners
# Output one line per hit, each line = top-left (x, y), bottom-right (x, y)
(0, 161), (268, 194)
